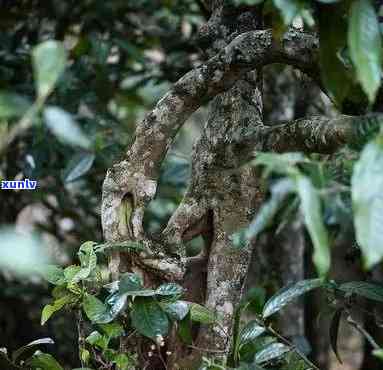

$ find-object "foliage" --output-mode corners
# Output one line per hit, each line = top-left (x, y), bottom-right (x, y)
(40, 241), (218, 369)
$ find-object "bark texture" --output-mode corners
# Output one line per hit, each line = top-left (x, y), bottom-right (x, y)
(100, 5), (383, 368)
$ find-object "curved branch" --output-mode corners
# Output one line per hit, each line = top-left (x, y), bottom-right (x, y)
(101, 29), (318, 243)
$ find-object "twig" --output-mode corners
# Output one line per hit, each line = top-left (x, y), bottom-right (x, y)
(347, 315), (380, 350)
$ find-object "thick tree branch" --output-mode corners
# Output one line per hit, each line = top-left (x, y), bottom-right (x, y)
(256, 114), (383, 153)
(101, 29), (318, 244)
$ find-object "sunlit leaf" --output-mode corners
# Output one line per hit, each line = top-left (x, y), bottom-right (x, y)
(254, 342), (290, 364)
(41, 295), (75, 325)
(161, 301), (190, 321)
(352, 136), (383, 268)
(32, 40), (67, 99)
(83, 294), (113, 324)
(12, 338), (54, 362)
(348, 0), (382, 102)
(296, 175), (330, 276)
(62, 152), (95, 183)
(239, 321), (266, 346)
(189, 303), (217, 324)
(263, 279), (323, 318)
(44, 107), (91, 149)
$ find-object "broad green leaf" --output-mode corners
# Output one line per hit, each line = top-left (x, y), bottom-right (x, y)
(72, 241), (97, 281)
(119, 273), (143, 292)
(189, 303), (217, 324)
(156, 283), (183, 296)
(41, 295), (75, 325)
(32, 40), (67, 98)
(40, 265), (65, 285)
(114, 353), (132, 370)
(44, 107), (91, 149)
(85, 331), (108, 350)
(329, 308), (343, 363)
(28, 353), (63, 370)
(339, 281), (383, 302)
(0, 93), (30, 119)
(130, 298), (170, 339)
(296, 175), (330, 276)
(352, 137), (383, 268)
(104, 292), (128, 319)
(63, 265), (82, 282)
(348, 0), (382, 102)
(83, 294), (113, 324)
(119, 273), (155, 296)
(12, 338), (54, 362)
(239, 321), (266, 346)
(161, 301), (190, 321)
(263, 279), (323, 318)
(98, 322), (124, 338)
(62, 152), (95, 183)
(245, 178), (294, 240)
(254, 342), (290, 364)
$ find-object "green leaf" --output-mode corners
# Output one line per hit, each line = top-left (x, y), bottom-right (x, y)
(41, 295), (74, 325)
(0, 93), (30, 119)
(83, 294), (113, 324)
(189, 303), (217, 324)
(98, 322), (124, 338)
(329, 308), (343, 363)
(239, 321), (266, 346)
(28, 353), (63, 370)
(296, 175), (330, 276)
(348, 0), (382, 102)
(156, 283), (183, 296)
(40, 265), (65, 285)
(62, 152), (95, 183)
(245, 179), (294, 240)
(119, 273), (156, 296)
(44, 107), (91, 149)
(352, 137), (383, 268)
(262, 279), (323, 318)
(178, 315), (193, 344)
(12, 338), (54, 362)
(130, 298), (170, 339)
(114, 353), (132, 370)
(339, 281), (383, 302)
(318, 5), (353, 106)
(254, 342), (290, 364)
(63, 265), (82, 282)
(85, 331), (108, 350)
(161, 301), (190, 321)
(32, 40), (67, 99)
